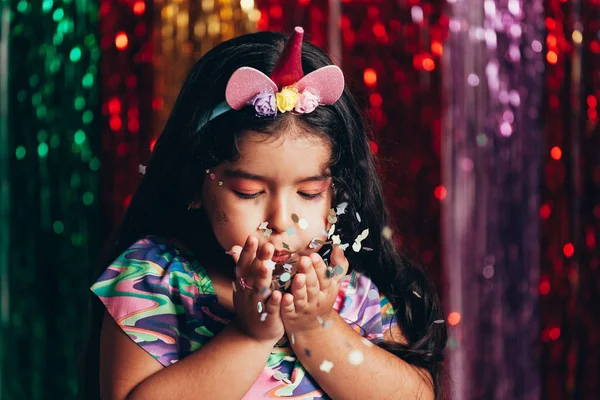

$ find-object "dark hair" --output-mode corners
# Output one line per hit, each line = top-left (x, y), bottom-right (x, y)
(81, 31), (447, 398)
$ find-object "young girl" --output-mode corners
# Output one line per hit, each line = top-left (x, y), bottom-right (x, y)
(83, 27), (447, 400)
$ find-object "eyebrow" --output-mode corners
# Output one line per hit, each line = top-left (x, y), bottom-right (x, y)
(222, 168), (331, 185)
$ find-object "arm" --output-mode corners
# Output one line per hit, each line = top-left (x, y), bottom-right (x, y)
(289, 311), (433, 400)
(99, 311), (277, 400)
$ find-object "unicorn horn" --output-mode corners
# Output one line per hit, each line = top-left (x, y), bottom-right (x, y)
(270, 27), (305, 88)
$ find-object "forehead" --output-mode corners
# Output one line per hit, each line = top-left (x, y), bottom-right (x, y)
(229, 130), (332, 178)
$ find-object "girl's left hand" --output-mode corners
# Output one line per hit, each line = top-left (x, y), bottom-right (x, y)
(280, 246), (349, 334)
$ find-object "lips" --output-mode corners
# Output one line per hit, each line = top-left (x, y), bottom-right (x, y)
(272, 250), (293, 264)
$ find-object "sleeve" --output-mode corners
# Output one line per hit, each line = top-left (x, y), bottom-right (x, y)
(90, 238), (218, 366)
(334, 271), (399, 343)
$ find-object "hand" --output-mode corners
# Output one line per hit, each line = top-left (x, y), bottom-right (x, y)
(280, 246), (349, 334)
(229, 236), (285, 345)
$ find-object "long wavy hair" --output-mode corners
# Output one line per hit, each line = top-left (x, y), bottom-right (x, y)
(80, 31), (447, 399)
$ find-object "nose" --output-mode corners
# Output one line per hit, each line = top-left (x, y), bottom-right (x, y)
(267, 195), (290, 234)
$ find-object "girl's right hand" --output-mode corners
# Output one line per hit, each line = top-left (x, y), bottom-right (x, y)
(229, 236), (284, 345)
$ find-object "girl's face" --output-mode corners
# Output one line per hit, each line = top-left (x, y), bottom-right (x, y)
(201, 130), (333, 265)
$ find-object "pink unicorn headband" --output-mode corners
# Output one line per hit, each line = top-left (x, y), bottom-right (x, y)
(196, 27), (345, 132)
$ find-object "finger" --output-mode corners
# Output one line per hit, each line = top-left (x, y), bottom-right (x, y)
(254, 262), (274, 298)
(237, 236), (258, 277)
(247, 243), (274, 290)
(281, 293), (295, 316)
(330, 246), (349, 281)
(228, 245), (243, 265)
(266, 290), (282, 315)
(309, 252), (329, 291)
(291, 274), (308, 311)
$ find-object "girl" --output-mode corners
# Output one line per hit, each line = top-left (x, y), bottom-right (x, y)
(83, 27), (447, 400)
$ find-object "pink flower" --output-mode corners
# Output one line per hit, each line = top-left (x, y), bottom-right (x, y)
(295, 90), (320, 114)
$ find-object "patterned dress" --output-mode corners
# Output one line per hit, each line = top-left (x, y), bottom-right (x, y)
(91, 236), (398, 399)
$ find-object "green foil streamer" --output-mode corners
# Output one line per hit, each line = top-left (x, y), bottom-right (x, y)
(1, 1), (100, 398)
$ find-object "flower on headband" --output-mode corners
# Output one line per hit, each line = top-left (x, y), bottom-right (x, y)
(295, 90), (319, 114)
(250, 92), (277, 117)
(276, 87), (298, 113)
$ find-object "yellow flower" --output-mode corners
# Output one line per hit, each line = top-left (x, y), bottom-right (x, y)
(276, 87), (298, 113)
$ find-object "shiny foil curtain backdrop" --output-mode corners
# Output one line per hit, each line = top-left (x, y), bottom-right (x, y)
(0, 0), (598, 399)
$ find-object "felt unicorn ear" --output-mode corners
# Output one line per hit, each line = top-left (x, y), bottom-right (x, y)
(225, 67), (278, 110)
(295, 65), (345, 105)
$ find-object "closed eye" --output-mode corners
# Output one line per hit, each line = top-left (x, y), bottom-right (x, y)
(233, 191), (263, 199)
(299, 192), (324, 200)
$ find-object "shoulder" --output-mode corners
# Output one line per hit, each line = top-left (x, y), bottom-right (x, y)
(92, 236), (214, 297)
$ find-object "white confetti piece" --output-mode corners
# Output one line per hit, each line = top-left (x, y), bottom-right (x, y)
(259, 221), (269, 230)
(339, 243), (349, 251)
(291, 333), (295, 344)
(412, 291), (422, 298)
(283, 263), (292, 272)
(331, 235), (341, 245)
(352, 241), (361, 252)
(348, 349), (364, 366)
(319, 360), (334, 373)
(336, 202), (348, 215)
(316, 316), (324, 325)
(327, 224), (335, 239)
(322, 249), (331, 257)
(434, 320), (445, 324)
(257, 302), (263, 313)
(265, 259), (276, 271)
(283, 355), (296, 362)
(367, 289), (379, 300)
(356, 212), (361, 222)
(298, 218), (309, 229)
(260, 312), (268, 322)
(285, 227), (297, 236)
(138, 164), (146, 175)
(363, 247), (373, 251)
(280, 272), (291, 282)
(382, 226), (393, 240)
(263, 228), (273, 237)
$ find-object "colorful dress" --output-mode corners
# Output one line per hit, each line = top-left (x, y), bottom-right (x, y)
(91, 236), (398, 399)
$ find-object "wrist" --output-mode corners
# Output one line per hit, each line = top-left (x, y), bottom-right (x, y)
(230, 320), (280, 348)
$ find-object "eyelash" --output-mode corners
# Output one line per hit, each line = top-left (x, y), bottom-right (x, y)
(233, 191), (324, 200)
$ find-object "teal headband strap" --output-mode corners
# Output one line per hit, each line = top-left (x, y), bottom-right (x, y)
(196, 101), (232, 132)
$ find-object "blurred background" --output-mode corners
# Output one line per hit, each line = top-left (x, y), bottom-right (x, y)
(0, 0), (598, 399)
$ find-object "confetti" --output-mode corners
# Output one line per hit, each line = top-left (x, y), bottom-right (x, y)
(323, 320), (334, 329)
(361, 337), (374, 347)
(283, 264), (292, 272)
(326, 267), (333, 278)
(327, 224), (335, 239)
(363, 247), (373, 251)
(291, 214), (299, 223)
(260, 312), (268, 322)
(265, 259), (276, 271)
(298, 218), (309, 229)
(285, 227), (297, 236)
(339, 243), (349, 251)
(304, 348), (311, 357)
(327, 214), (338, 224)
(356, 212), (361, 222)
(263, 228), (273, 237)
(434, 320), (445, 324)
(356, 229), (369, 241)
(348, 350), (364, 366)
(352, 241), (362, 252)
(336, 202), (348, 215)
(259, 221), (269, 230)
(333, 265), (344, 276)
(283, 355), (296, 362)
(316, 316), (324, 325)
(319, 360), (334, 373)
(412, 291), (422, 298)
(260, 287), (271, 296)
(382, 226), (393, 240)
(232, 281), (237, 292)
(217, 180), (223, 186)
(210, 173), (216, 180)
(367, 289), (379, 300)
(291, 334), (295, 344)
(282, 242), (290, 250)
(138, 164), (146, 175)
(257, 302), (263, 313)
(273, 371), (284, 381)
(322, 249), (331, 257)
(331, 235), (341, 245)
(280, 272), (291, 282)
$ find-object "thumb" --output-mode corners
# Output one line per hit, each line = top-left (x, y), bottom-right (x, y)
(330, 245), (349, 278)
